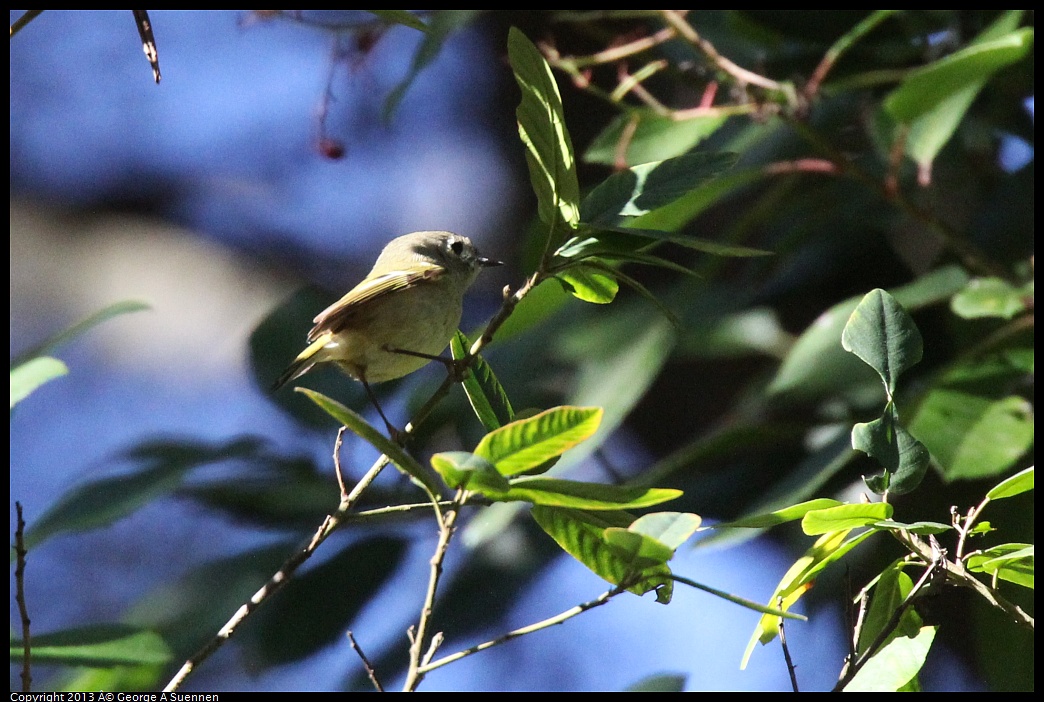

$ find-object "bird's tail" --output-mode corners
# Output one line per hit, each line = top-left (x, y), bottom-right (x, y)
(271, 336), (328, 391)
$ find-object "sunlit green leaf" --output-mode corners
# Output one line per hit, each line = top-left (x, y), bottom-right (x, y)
(500, 476), (681, 510)
(968, 543), (1034, 589)
(430, 451), (511, 495)
(987, 466), (1034, 500)
(531, 506), (673, 602)
(10, 356), (67, 409)
(801, 502), (893, 535)
(475, 405), (603, 476)
(509, 27), (580, 231)
(710, 499), (843, 529)
(555, 263), (619, 304)
(627, 512), (702, 550)
(845, 626), (937, 692)
(581, 152), (737, 227)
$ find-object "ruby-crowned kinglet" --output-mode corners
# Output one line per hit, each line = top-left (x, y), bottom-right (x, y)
(272, 231), (501, 417)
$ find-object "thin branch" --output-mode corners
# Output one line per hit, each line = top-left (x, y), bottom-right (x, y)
(333, 425), (349, 498)
(659, 11), (787, 95)
(14, 502), (33, 692)
(348, 630), (384, 692)
(803, 11), (897, 102)
(403, 490), (467, 691)
(9, 10), (43, 38)
(833, 558), (937, 691)
(418, 585), (627, 675)
(777, 596), (800, 693)
(547, 26), (678, 70)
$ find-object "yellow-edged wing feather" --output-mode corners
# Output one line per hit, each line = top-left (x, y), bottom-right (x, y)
(307, 263), (445, 340)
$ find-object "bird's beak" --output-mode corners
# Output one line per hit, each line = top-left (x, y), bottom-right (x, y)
(478, 256), (504, 267)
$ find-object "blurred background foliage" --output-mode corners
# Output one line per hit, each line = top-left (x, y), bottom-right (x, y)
(10, 10), (1033, 691)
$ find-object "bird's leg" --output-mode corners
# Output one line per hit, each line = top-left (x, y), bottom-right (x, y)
(383, 345), (469, 383)
(360, 374), (404, 443)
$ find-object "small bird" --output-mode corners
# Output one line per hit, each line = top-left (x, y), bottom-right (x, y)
(273, 230), (502, 433)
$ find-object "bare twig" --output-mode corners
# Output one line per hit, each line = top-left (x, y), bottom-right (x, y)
(132, 10), (161, 83)
(14, 502), (33, 692)
(402, 490), (465, 691)
(659, 11), (787, 95)
(333, 425), (349, 498)
(348, 630), (384, 692)
(418, 585), (627, 675)
(777, 596), (799, 693)
(9, 10), (43, 38)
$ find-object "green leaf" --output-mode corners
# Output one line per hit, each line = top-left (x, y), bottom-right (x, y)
(968, 543), (1034, 589)
(801, 502), (893, 535)
(580, 151), (738, 227)
(911, 390), (1033, 482)
(842, 288), (923, 398)
(297, 388), (441, 495)
(531, 506), (673, 602)
(451, 331), (515, 432)
(951, 277), (1030, 320)
(625, 674), (688, 693)
(845, 627), (937, 692)
(430, 451), (511, 495)
(602, 528), (674, 568)
(770, 267), (967, 399)
(500, 476), (681, 510)
(10, 356), (67, 409)
(710, 499), (843, 529)
(741, 528), (877, 669)
(365, 10), (429, 32)
(25, 438), (265, 549)
(555, 262), (620, 304)
(10, 625), (172, 667)
(884, 28), (1033, 123)
(508, 27), (580, 231)
(852, 409), (931, 495)
(474, 405), (603, 476)
(872, 520), (952, 535)
(382, 11), (480, 119)
(987, 466), (1034, 500)
(11, 299), (150, 367)
(857, 565), (921, 656)
(627, 512), (702, 550)
(585, 109), (732, 167)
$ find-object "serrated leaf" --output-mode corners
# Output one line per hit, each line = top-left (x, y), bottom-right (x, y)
(10, 356), (68, 408)
(430, 451), (510, 495)
(801, 502), (893, 535)
(509, 27), (580, 231)
(501, 476), (681, 510)
(10, 625), (172, 667)
(842, 288), (923, 397)
(297, 388), (441, 495)
(581, 152), (738, 227)
(475, 405), (603, 476)
(451, 331), (515, 432)
(531, 506), (673, 602)
(987, 466), (1034, 500)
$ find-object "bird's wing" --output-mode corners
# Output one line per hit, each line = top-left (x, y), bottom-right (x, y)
(307, 263), (444, 340)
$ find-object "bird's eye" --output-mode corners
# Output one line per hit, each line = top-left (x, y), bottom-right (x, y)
(450, 239), (465, 256)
